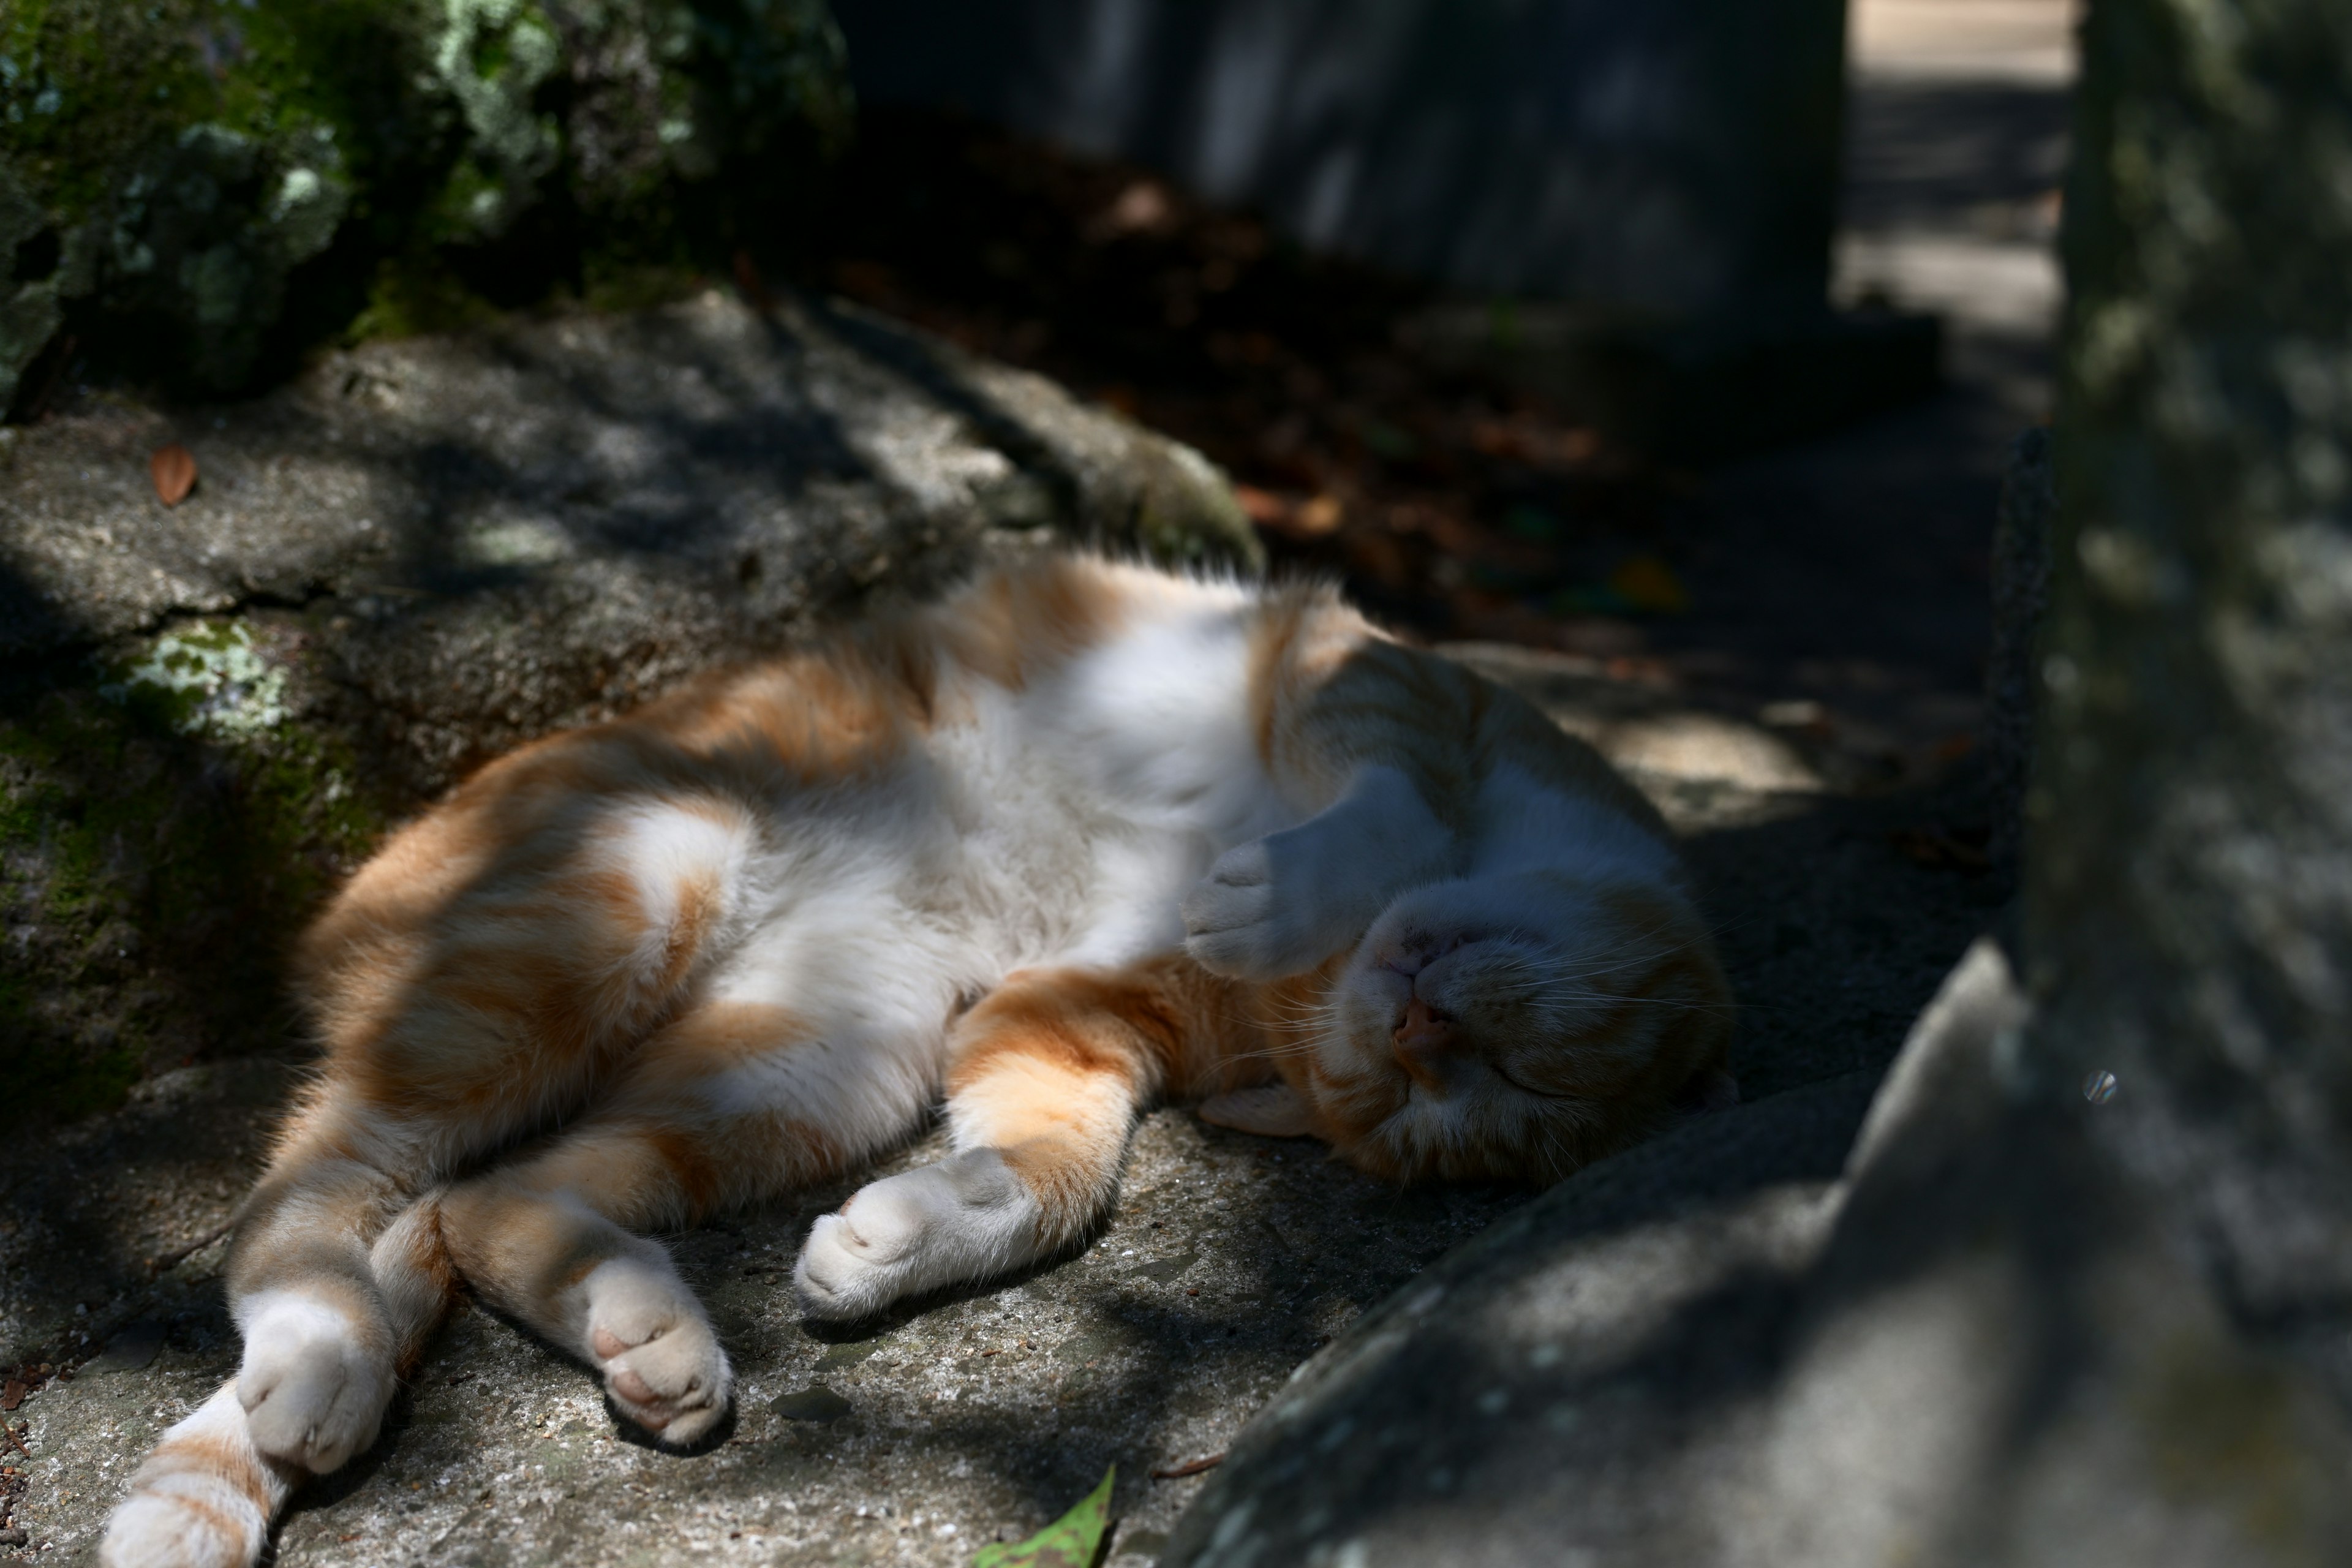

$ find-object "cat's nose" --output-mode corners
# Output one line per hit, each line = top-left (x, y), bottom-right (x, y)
(1392, 998), (1455, 1093)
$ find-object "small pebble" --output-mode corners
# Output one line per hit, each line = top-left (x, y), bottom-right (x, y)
(771, 1385), (853, 1423)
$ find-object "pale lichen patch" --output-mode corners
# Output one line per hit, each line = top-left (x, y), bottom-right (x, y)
(99, 621), (290, 742)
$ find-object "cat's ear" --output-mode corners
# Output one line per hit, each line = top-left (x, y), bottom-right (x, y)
(1197, 1084), (1318, 1139)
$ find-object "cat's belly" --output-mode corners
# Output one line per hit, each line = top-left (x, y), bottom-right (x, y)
(679, 625), (1286, 1082)
(686, 775), (1204, 1076)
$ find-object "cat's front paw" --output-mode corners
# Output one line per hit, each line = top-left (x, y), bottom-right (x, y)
(794, 1150), (1041, 1321)
(1182, 838), (1332, 979)
(581, 1256), (733, 1447)
(233, 1292), (394, 1473)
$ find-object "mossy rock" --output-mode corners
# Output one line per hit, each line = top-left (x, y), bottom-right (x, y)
(1, 616), (390, 1120)
(0, 0), (851, 409)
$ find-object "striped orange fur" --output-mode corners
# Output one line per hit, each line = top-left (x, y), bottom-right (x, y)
(102, 554), (1730, 1568)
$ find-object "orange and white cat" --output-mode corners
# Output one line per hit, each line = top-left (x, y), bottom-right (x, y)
(100, 555), (1731, 1567)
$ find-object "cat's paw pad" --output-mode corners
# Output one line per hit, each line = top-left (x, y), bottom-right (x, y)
(794, 1150), (1039, 1321)
(582, 1259), (733, 1446)
(1183, 839), (1322, 979)
(233, 1294), (393, 1473)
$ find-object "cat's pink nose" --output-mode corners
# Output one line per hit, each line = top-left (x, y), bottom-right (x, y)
(1392, 998), (1454, 1093)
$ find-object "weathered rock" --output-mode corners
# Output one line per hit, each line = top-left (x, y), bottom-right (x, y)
(1163, 944), (2352, 1567)
(0, 288), (1255, 1120)
(1740, 948), (2351, 1568)
(0, 0), (851, 406)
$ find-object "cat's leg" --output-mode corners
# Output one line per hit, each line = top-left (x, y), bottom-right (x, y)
(222, 789), (760, 1459)
(102, 1200), (451, 1568)
(796, 963), (1202, 1319)
(213, 1098), (442, 1477)
(437, 1000), (915, 1443)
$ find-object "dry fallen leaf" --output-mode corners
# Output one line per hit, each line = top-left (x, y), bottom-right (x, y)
(1608, 554), (1690, 613)
(1294, 493), (1344, 535)
(150, 443), (197, 507)
(1890, 827), (1991, 873)
(1231, 483), (1289, 526)
(1091, 179), (1174, 240)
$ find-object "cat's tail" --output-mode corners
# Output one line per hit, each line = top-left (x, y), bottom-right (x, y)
(100, 1199), (457, 1568)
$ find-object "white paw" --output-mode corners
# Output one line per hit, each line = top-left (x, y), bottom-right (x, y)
(233, 1293), (393, 1473)
(581, 1255), (733, 1446)
(1187, 766), (1452, 979)
(101, 1488), (263, 1568)
(105, 1383), (289, 1568)
(794, 1150), (1041, 1321)
(1183, 836), (1335, 979)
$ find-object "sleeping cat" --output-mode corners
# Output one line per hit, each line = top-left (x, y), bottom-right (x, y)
(100, 554), (1732, 1567)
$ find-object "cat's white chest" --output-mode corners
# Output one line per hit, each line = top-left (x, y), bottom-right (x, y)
(700, 588), (1289, 1055)
(930, 597), (1289, 972)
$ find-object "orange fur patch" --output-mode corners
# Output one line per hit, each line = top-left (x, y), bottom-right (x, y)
(206, 549), (1736, 1515)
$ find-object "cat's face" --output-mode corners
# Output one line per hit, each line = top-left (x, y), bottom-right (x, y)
(1287, 872), (1733, 1184)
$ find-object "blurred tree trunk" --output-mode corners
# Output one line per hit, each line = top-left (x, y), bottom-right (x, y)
(2036, 0), (2352, 1378)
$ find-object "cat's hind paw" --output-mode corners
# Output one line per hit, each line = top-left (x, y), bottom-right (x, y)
(102, 1384), (289, 1568)
(582, 1256), (733, 1447)
(102, 1489), (263, 1568)
(233, 1292), (394, 1474)
(794, 1150), (1041, 1321)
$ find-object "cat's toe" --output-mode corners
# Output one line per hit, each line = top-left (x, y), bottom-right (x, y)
(595, 1320), (733, 1446)
(794, 1152), (1041, 1321)
(581, 1259), (733, 1446)
(793, 1211), (895, 1320)
(1183, 900), (1317, 980)
(233, 1297), (391, 1473)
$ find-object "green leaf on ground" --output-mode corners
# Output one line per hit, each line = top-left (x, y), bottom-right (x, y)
(975, 1464), (1116, 1568)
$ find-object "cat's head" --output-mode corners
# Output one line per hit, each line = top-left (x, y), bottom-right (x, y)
(1212, 872), (1734, 1184)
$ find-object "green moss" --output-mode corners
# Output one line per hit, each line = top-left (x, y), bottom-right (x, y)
(102, 619), (293, 741)
(1131, 440), (1266, 571)
(0, 0), (396, 396)
(344, 251), (502, 343)
(577, 257), (708, 315)
(2139, 1329), (2333, 1553)
(0, 618), (390, 1124)
(1, 0), (851, 405)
